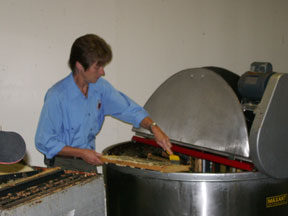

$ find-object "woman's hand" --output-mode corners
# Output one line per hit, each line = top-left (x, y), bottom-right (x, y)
(80, 149), (103, 165)
(151, 125), (173, 155)
(140, 117), (173, 154)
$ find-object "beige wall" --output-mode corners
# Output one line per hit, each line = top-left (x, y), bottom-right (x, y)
(0, 0), (287, 166)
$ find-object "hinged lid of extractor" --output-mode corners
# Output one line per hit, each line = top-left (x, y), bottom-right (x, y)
(133, 68), (250, 160)
(249, 73), (288, 179)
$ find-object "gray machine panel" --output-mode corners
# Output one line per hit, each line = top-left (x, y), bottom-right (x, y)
(134, 68), (250, 159)
(250, 73), (288, 179)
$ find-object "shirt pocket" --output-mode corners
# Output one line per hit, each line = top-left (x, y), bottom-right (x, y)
(88, 95), (103, 135)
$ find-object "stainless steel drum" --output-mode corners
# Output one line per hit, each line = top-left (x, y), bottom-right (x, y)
(104, 157), (288, 216)
(103, 66), (288, 216)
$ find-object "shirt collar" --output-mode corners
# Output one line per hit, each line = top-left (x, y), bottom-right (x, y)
(68, 73), (87, 99)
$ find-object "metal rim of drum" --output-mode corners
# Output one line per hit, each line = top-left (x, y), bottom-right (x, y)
(104, 163), (271, 182)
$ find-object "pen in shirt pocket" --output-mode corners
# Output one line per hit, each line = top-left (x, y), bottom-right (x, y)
(97, 100), (101, 110)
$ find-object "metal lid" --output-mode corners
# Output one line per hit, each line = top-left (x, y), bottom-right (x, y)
(249, 73), (288, 179)
(0, 131), (26, 164)
(134, 68), (250, 160)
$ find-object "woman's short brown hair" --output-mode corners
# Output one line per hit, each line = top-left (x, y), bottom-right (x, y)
(68, 34), (112, 72)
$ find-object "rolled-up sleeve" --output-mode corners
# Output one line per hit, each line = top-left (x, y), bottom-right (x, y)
(35, 92), (66, 159)
(101, 80), (148, 128)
